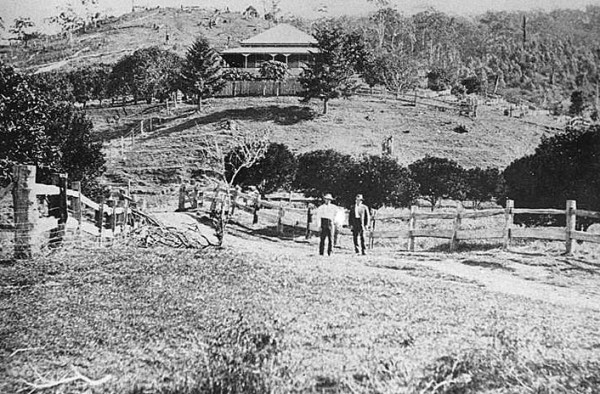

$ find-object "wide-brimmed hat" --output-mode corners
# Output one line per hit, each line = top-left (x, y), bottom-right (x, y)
(323, 193), (334, 200)
(355, 194), (364, 200)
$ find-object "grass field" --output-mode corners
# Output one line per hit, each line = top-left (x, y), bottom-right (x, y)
(1, 229), (599, 393)
(94, 94), (563, 198)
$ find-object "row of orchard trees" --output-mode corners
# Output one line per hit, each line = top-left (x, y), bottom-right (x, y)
(224, 143), (505, 211)
(224, 124), (600, 222)
(29, 38), (290, 109)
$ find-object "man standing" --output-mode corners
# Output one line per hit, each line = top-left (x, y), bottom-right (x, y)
(315, 193), (338, 256)
(349, 194), (370, 255)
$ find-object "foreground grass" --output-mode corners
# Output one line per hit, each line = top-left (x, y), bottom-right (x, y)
(1, 245), (599, 393)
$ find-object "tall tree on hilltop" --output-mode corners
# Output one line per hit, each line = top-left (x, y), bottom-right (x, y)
(10, 18), (36, 47)
(299, 18), (368, 114)
(181, 36), (226, 111)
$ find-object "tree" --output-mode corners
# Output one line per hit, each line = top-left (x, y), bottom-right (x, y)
(503, 126), (600, 215)
(50, 0), (101, 44)
(363, 51), (420, 94)
(109, 47), (182, 104)
(343, 155), (418, 209)
(293, 149), (355, 199)
(198, 131), (269, 245)
(464, 167), (505, 209)
(181, 37), (226, 110)
(0, 61), (105, 195)
(30, 71), (75, 103)
(299, 18), (368, 114)
(227, 143), (296, 196)
(9, 18), (36, 47)
(408, 156), (467, 210)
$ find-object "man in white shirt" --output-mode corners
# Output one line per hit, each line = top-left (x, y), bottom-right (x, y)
(315, 193), (338, 256)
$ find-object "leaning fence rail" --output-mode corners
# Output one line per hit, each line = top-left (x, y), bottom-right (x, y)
(179, 183), (600, 253)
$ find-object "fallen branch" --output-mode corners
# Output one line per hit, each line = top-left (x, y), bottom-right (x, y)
(9, 347), (44, 358)
(20, 365), (112, 391)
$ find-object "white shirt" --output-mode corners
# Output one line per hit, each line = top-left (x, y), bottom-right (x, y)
(315, 203), (339, 221)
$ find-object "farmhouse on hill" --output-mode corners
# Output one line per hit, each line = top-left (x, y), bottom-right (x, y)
(220, 23), (319, 74)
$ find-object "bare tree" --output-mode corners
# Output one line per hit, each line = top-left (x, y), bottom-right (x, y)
(197, 130), (269, 245)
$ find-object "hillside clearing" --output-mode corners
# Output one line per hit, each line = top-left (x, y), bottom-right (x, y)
(95, 95), (563, 195)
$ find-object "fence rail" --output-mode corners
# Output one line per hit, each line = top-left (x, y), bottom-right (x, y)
(179, 184), (600, 253)
(1, 165), (158, 259)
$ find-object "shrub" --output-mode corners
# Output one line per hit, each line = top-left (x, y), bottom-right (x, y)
(259, 60), (288, 81)
(293, 149), (355, 200)
(342, 154), (418, 209)
(227, 143), (297, 196)
(409, 156), (467, 210)
(503, 125), (600, 220)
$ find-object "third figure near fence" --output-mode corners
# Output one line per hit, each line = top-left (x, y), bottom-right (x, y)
(315, 193), (339, 256)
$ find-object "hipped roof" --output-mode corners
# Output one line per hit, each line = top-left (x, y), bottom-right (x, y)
(221, 46), (319, 55)
(240, 23), (317, 47)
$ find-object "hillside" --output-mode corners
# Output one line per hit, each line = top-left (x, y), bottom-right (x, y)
(94, 94), (564, 196)
(4, 7), (285, 73)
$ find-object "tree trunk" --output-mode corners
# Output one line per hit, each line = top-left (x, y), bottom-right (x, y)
(197, 95), (203, 111)
(323, 99), (328, 114)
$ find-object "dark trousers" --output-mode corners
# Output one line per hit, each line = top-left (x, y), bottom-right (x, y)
(320, 218), (333, 256)
(353, 229), (366, 254)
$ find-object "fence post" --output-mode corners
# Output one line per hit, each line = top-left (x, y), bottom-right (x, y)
(408, 205), (418, 252)
(305, 205), (312, 239)
(140, 120), (144, 136)
(178, 182), (187, 211)
(110, 198), (117, 237)
(50, 173), (68, 248)
(450, 204), (463, 252)
(252, 193), (261, 225)
(122, 191), (129, 236)
(97, 196), (105, 246)
(565, 200), (577, 254)
(191, 181), (198, 210)
(277, 202), (285, 234)
(72, 181), (82, 234)
(12, 165), (37, 259)
(503, 199), (514, 250)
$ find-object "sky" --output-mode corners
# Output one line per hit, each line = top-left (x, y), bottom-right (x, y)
(1, 0), (599, 35)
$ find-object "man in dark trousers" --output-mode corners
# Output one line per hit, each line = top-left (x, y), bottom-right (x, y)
(315, 193), (338, 256)
(349, 194), (370, 255)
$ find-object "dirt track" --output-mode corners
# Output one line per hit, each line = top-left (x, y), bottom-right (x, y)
(155, 211), (600, 312)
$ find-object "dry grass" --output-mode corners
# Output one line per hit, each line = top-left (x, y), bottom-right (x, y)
(1, 237), (598, 393)
(95, 94), (562, 198)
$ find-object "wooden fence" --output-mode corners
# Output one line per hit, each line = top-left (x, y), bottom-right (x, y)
(214, 79), (304, 98)
(180, 185), (600, 253)
(355, 86), (478, 118)
(1, 165), (157, 259)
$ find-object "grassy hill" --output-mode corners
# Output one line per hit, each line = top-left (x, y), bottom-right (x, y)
(4, 7), (284, 73)
(93, 94), (565, 196)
